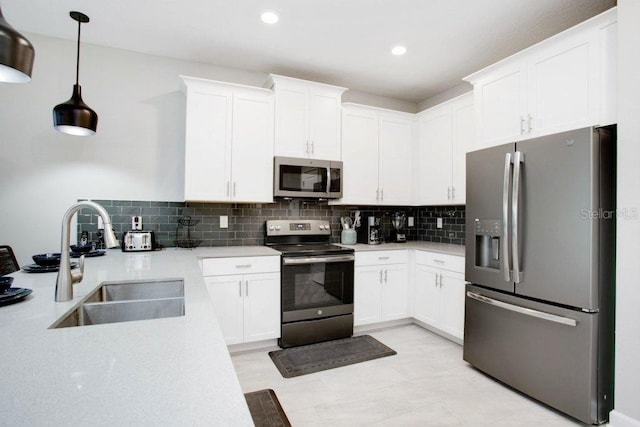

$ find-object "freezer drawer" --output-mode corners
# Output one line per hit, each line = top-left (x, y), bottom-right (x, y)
(463, 284), (611, 424)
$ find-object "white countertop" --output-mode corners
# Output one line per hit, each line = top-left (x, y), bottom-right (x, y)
(0, 247), (280, 426)
(340, 241), (465, 257)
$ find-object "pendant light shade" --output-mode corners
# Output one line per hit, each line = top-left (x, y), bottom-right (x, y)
(53, 11), (97, 136)
(0, 4), (35, 83)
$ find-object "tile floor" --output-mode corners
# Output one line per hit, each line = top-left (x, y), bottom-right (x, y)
(231, 325), (584, 426)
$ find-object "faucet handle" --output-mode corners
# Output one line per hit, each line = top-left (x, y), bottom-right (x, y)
(71, 254), (85, 285)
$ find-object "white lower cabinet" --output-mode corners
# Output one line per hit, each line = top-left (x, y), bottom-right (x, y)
(413, 251), (466, 341)
(354, 251), (409, 326)
(203, 256), (280, 345)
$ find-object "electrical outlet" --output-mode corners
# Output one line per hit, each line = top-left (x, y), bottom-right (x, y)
(448, 232), (455, 238)
(437, 218), (443, 229)
(408, 216), (414, 227)
(220, 215), (228, 229)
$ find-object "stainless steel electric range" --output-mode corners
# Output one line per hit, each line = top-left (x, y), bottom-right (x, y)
(265, 219), (355, 348)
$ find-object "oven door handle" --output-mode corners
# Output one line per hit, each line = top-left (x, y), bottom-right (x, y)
(282, 255), (355, 265)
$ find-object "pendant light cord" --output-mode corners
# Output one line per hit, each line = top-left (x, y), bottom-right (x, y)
(75, 18), (81, 85)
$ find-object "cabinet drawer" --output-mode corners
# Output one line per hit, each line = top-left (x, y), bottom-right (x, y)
(415, 251), (464, 273)
(202, 256), (280, 276)
(356, 250), (408, 266)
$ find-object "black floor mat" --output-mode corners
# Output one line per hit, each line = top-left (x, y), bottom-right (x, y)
(244, 389), (292, 427)
(268, 335), (397, 378)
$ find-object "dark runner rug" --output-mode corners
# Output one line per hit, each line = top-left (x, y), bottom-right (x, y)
(268, 335), (397, 378)
(244, 389), (292, 427)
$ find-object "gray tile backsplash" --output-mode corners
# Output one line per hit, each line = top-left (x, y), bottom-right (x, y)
(77, 199), (465, 247)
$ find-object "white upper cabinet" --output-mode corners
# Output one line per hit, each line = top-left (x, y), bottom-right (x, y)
(336, 103), (413, 206)
(181, 76), (274, 203)
(267, 74), (347, 160)
(417, 92), (474, 205)
(465, 8), (617, 149)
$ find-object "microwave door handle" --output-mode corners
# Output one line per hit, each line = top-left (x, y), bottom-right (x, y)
(326, 167), (331, 195)
(502, 153), (512, 282)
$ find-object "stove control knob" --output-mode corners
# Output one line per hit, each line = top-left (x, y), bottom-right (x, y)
(317, 309), (323, 315)
(275, 225), (281, 231)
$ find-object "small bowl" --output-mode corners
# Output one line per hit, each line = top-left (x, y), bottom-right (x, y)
(0, 276), (14, 294)
(70, 244), (93, 254)
(32, 253), (62, 267)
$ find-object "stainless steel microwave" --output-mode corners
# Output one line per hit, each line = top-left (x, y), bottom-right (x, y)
(274, 156), (343, 199)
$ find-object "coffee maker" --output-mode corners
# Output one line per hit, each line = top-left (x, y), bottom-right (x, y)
(357, 216), (381, 245)
(390, 212), (407, 243)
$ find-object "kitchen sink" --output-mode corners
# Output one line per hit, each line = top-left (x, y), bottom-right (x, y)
(50, 278), (185, 329)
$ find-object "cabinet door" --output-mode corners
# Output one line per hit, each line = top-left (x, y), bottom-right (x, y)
(450, 95), (475, 204)
(184, 89), (232, 201)
(339, 108), (379, 205)
(413, 265), (440, 326)
(308, 90), (341, 160)
(475, 65), (527, 148)
(205, 276), (244, 345)
(439, 271), (466, 341)
(381, 264), (409, 321)
(231, 92), (274, 203)
(417, 109), (452, 205)
(354, 266), (383, 326)
(378, 115), (413, 205)
(243, 273), (281, 343)
(528, 32), (598, 138)
(274, 86), (309, 157)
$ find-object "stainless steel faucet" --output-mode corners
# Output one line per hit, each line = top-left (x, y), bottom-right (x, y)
(55, 201), (119, 302)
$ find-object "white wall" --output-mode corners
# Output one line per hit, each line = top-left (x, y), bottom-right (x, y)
(0, 33), (412, 266)
(610, 1), (640, 426)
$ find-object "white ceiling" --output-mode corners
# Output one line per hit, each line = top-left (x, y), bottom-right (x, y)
(3, 0), (615, 103)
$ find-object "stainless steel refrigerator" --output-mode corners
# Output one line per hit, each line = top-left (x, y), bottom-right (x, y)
(464, 126), (616, 425)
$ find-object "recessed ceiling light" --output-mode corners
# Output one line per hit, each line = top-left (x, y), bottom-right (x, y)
(261, 11), (279, 24)
(391, 45), (407, 56)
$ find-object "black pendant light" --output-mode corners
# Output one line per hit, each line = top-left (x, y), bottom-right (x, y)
(0, 3), (35, 83)
(53, 11), (97, 136)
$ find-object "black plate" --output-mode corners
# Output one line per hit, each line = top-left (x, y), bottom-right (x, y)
(0, 287), (33, 307)
(22, 262), (78, 273)
(70, 250), (105, 258)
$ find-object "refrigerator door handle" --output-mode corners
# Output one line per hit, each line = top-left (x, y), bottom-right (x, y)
(502, 153), (512, 281)
(512, 151), (524, 283)
(466, 291), (577, 327)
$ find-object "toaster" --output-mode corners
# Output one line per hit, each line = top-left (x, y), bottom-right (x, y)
(121, 231), (156, 252)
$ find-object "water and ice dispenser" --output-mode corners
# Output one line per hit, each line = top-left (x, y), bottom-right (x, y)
(474, 219), (502, 270)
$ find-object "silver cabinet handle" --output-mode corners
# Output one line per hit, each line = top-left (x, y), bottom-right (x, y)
(226, 181), (230, 197)
(520, 116), (525, 135)
(433, 259), (445, 265)
(233, 182), (237, 197)
(512, 151), (524, 283)
(305, 140), (309, 155)
(466, 291), (577, 327)
(245, 280), (249, 297)
(384, 269), (388, 283)
(378, 256), (390, 260)
(376, 189), (380, 201)
(311, 141), (314, 155)
(447, 187), (451, 200)
(235, 264), (252, 269)
(238, 280), (242, 297)
(379, 270), (383, 284)
(527, 114), (533, 133)
(439, 273), (443, 287)
(434, 273), (438, 287)
(380, 189), (383, 201)
(502, 153), (512, 282)
(451, 187), (455, 200)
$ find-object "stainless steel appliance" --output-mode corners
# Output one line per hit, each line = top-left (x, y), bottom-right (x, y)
(121, 231), (156, 252)
(273, 156), (343, 199)
(464, 126), (616, 425)
(357, 216), (381, 245)
(390, 212), (406, 243)
(266, 219), (355, 348)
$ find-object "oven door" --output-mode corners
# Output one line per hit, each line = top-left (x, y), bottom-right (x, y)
(281, 254), (354, 322)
